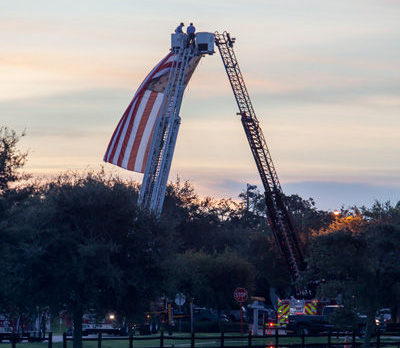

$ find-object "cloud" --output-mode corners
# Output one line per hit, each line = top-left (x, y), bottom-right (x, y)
(160, 166), (400, 211)
(284, 181), (400, 210)
(4, 87), (399, 202)
(2, 0), (399, 211)
(165, 173), (400, 211)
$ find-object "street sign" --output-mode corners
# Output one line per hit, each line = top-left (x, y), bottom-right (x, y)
(233, 287), (248, 334)
(233, 287), (248, 302)
(175, 293), (186, 306)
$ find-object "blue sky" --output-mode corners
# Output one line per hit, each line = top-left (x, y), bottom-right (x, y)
(1, 0), (400, 210)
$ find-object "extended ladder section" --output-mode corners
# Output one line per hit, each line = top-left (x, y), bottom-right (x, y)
(138, 32), (214, 217)
(138, 45), (195, 216)
(215, 31), (306, 293)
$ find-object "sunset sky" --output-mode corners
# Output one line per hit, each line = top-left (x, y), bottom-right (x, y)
(2, 0), (400, 210)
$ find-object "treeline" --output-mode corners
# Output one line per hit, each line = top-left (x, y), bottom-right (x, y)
(1, 127), (399, 348)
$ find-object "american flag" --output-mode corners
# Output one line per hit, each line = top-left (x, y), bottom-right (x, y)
(103, 52), (174, 173)
(104, 52), (200, 173)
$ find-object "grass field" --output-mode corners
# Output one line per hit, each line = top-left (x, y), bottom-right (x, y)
(2, 333), (400, 348)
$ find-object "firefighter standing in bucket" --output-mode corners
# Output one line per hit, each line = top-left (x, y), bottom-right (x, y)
(175, 22), (184, 34)
(186, 22), (196, 46)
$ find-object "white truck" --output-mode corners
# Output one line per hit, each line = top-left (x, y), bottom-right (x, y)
(0, 312), (49, 342)
(81, 312), (124, 336)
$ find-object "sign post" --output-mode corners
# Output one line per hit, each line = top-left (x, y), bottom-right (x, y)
(190, 300), (194, 335)
(240, 304), (243, 334)
(233, 287), (248, 334)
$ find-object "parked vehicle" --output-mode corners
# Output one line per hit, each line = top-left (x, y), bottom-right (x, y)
(227, 306), (248, 322)
(376, 308), (392, 324)
(277, 298), (319, 326)
(286, 305), (366, 335)
(81, 312), (123, 336)
(0, 314), (13, 342)
(193, 307), (228, 322)
(0, 312), (49, 342)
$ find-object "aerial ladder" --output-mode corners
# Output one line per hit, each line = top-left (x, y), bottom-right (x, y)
(137, 30), (307, 295)
(138, 33), (214, 216)
(215, 31), (307, 296)
(138, 44), (194, 216)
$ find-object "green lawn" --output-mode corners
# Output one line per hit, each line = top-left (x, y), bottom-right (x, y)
(3, 333), (400, 348)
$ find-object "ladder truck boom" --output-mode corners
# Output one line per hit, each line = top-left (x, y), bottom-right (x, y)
(215, 32), (306, 294)
(138, 45), (194, 216)
(138, 32), (215, 216)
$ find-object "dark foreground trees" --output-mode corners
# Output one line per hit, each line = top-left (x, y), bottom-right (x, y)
(0, 127), (28, 193)
(0, 127), (30, 311)
(4, 172), (170, 348)
(169, 250), (255, 311)
(2, 128), (399, 348)
(306, 205), (400, 348)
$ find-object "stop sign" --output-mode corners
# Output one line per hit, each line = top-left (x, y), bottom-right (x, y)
(233, 287), (248, 302)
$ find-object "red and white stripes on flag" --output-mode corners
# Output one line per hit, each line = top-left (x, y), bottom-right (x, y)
(103, 52), (175, 173)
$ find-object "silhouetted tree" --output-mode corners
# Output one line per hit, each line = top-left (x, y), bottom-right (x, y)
(305, 204), (400, 348)
(0, 127), (28, 193)
(169, 249), (255, 311)
(6, 172), (170, 348)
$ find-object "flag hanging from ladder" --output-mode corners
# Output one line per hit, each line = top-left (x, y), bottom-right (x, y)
(104, 52), (200, 173)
